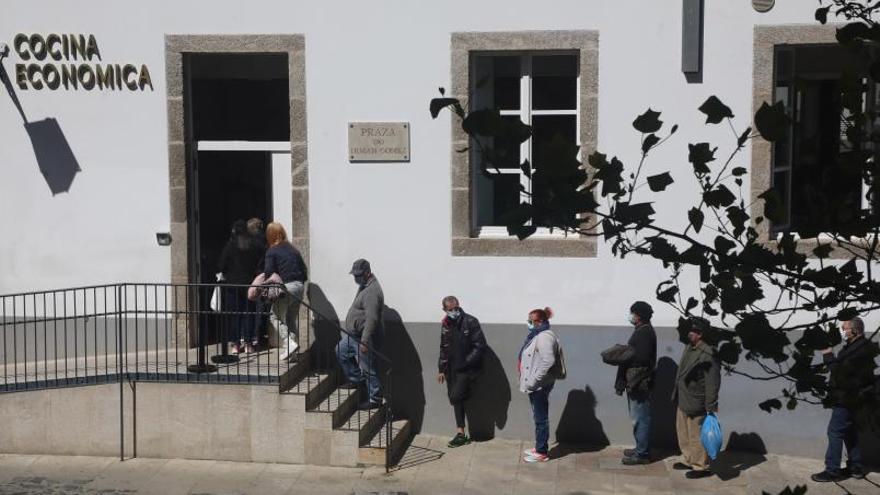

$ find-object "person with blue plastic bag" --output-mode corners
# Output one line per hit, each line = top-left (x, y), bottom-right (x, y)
(672, 317), (721, 479)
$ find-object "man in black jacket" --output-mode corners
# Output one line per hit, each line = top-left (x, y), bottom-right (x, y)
(618, 301), (657, 465)
(811, 317), (879, 483)
(437, 296), (487, 448)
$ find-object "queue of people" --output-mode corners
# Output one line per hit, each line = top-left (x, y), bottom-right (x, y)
(217, 222), (875, 479)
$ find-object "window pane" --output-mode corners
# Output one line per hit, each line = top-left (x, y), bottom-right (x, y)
(491, 174), (521, 226)
(532, 55), (577, 110)
(531, 115), (578, 227)
(493, 56), (520, 110)
(532, 115), (577, 169)
(771, 170), (790, 232)
(487, 116), (523, 170)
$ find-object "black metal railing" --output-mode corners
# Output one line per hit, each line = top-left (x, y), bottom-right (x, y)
(0, 281), (395, 471)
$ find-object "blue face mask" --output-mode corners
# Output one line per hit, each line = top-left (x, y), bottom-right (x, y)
(446, 310), (460, 320)
(628, 313), (638, 325)
(527, 322), (536, 331)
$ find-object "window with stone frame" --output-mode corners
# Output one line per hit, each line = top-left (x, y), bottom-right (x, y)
(770, 43), (876, 235)
(470, 52), (580, 236)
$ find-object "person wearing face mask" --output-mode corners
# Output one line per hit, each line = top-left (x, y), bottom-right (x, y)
(437, 295), (487, 448)
(811, 316), (878, 483)
(615, 301), (657, 465)
(518, 307), (560, 463)
(338, 258), (385, 410)
(672, 317), (721, 479)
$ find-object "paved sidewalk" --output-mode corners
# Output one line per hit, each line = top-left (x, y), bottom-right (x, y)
(0, 435), (875, 494)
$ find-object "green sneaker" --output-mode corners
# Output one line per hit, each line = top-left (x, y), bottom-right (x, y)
(447, 433), (472, 448)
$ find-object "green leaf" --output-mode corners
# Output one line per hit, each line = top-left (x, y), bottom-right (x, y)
(786, 398), (798, 411)
(633, 108), (663, 133)
(688, 143), (717, 175)
(737, 127), (752, 147)
(688, 208), (704, 233)
(704, 185), (736, 208)
(837, 307), (859, 321)
(657, 284), (679, 303)
(647, 172), (674, 192)
(726, 206), (749, 238)
(698, 95), (734, 124)
(758, 188), (785, 224)
(642, 133), (660, 153)
(429, 97), (463, 119)
(813, 243), (833, 259)
(686, 297), (698, 311)
(758, 398), (782, 414)
(754, 101), (790, 142)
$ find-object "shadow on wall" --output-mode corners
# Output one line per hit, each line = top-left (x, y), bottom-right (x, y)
(651, 356), (680, 452)
(383, 307), (426, 433)
(464, 346), (511, 441)
(0, 61), (81, 195)
(553, 386), (609, 453)
(306, 283), (341, 371)
(712, 432), (768, 481)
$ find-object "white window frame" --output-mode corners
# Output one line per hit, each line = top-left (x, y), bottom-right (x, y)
(471, 51), (580, 238)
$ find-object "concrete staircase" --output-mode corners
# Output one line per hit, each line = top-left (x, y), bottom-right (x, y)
(280, 349), (413, 468)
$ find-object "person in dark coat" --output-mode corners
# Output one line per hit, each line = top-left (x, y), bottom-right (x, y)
(811, 316), (879, 483)
(217, 220), (264, 353)
(617, 301), (657, 465)
(672, 317), (721, 479)
(437, 295), (487, 448)
(247, 218), (269, 345)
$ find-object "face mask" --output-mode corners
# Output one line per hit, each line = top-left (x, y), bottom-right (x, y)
(446, 310), (460, 320)
(628, 313), (638, 325)
(354, 275), (366, 286)
(527, 322), (536, 331)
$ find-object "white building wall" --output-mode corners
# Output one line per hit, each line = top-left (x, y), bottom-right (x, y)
(0, 1), (825, 325)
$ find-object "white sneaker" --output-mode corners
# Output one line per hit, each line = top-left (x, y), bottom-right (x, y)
(280, 339), (299, 361)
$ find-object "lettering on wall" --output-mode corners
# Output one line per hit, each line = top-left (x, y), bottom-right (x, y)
(348, 122), (410, 162)
(11, 33), (153, 91)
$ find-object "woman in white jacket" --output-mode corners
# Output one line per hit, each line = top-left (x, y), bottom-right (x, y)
(518, 307), (559, 463)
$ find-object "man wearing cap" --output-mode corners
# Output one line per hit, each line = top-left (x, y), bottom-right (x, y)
(338, 258), (385, 410)
(672, 316), (721, 479)
(617, 301), (657, 465)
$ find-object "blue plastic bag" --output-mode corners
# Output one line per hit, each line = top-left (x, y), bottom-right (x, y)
(700, 413), (723, 460)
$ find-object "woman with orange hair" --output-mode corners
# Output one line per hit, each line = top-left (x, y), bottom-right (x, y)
(518, 307), (561, 463)
(263, 222), (308, 361)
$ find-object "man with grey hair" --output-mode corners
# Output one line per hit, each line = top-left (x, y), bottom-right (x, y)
(812, 316), (879, 482)
(437, 296), (486, 447)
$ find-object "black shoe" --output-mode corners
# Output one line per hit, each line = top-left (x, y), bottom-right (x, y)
(672, 462), (691, 471)
(447, 433), (472, 448)
(810, 470), (844, 483)
(843, 466), (866, 480)
(357, 400), (381, 411)
(622, 455), (650, 465)
(685, 470), (713, 479)
(623, 448), (636, 458)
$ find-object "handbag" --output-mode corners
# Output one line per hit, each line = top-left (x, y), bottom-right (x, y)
(209, 273), (224, 311)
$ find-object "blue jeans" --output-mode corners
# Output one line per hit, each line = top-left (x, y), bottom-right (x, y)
(825, 406), (862, 474)
(628, 391), (652, 458)
(528, 385), (553, 455)
(336, 334), (382, 404)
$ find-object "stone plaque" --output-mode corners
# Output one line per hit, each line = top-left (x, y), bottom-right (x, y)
(348, 122), (410, 162)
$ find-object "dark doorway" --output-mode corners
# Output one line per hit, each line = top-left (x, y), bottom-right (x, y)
(194, 151), (272, 285)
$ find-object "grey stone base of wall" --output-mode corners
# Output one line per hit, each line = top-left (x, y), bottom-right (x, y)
(0, 383), (360, 467)
(394, 322), (880, 464)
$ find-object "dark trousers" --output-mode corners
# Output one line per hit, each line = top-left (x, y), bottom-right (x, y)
(222, 287), (256, 343)
(825, 406), (862, 474)
(628, 391), (652, 458)
(528, 385), (553, 455)
(447, 371), (475, 429)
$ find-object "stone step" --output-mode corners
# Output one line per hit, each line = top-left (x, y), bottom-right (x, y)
(357, 419), (413, 467)
(305, 386), (358, 429)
